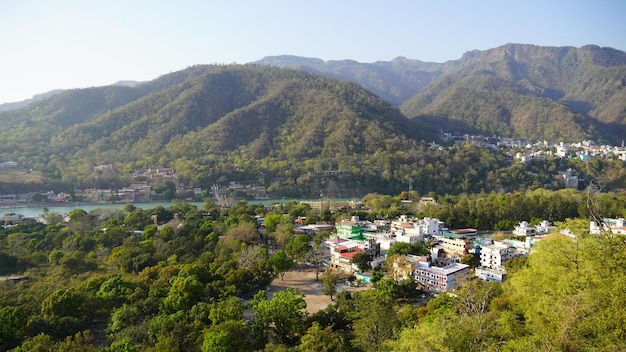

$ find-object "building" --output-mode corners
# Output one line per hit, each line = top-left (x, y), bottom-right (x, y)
(414, 263), (469, 292)
(326, 233), (378, 274)
(336, 217), (363, 240)
(391, 215), (447, 241)
(590, 218), (626, 235)
(437, 233), (471, 258)
(513, 220), (554, 236)
(475, 267), (507, 283)
(480, 242), (515, 268)
(329, 243), (363, 273)
(390, 254), (427, 283)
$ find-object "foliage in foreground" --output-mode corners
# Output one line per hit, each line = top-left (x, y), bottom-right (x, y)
(0, 193), (625, 351)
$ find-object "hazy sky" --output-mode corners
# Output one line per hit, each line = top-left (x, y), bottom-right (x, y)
(1, 0), (625, 104)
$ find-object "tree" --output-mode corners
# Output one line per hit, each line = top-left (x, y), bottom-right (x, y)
(272, 223), (295, 249)
(252, 288), (307, 345)
(0, 306), (27, 351)
(320, 269), (338, 301)
(44, 211), (64, 225)
(270, 249), (294, 280)
(97, 276), (133, 305)
(41, 288), (86, 320)
(506, 234), (626, 351)
(225, 223), (260, 245)
(285, 235), (311, 262)
(264, 213), (285, 234)
(303, 241), (329, 280)
(350, 251), (372, 272)
(349, 289), (399, 352)
(161, 276), (204, 313)
(298, 322), (347, 352)
(201, 320), (251, 352)
(460, 253), (481, 269)
(374, 278), (398, 298)
(209, 296), (245, 325)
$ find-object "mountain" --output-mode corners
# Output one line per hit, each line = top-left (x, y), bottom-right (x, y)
(2, 46), (625, 197)
(1, 65), (454, 197)
(255, 44), (626, 144)
(0, 89), (64, 112)
(0, 82), (142, 113)
(401, 44), (626, 143)
(253, 55), (453, 106)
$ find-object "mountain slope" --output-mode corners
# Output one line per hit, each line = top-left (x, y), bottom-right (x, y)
(255, 45), (626, 143)
(1, 65), (441, 196)
(0, 90), (65, 112)
(400, 44), (626, 143)
(253, 55), (452, 105)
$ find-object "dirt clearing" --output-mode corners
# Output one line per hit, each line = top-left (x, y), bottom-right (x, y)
(267, 266), (369, 313)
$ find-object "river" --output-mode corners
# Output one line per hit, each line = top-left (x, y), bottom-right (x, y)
(0, 198), (355, 218)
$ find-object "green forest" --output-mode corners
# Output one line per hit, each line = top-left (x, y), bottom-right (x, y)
(1, 188), (625, 351)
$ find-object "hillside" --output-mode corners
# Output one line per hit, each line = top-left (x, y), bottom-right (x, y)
(1, 56), (624, 198)
(401, 44), (626, 143)
(256, 44), (626, 144)
(0, 89), (64, 112)
(253, 55), (454, 106)
(1, 65), (458, 196)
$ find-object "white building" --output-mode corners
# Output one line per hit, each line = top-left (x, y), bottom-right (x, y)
(475, 267), (507, 283)
(391, 216), (446, 242)
(590, 218), (626, 235)
(513, 220), (553, 236)
(414, 263), (469, 292)
(480, 242), (515, 269)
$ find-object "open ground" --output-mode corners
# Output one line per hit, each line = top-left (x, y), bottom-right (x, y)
(267, 266), (369, 313)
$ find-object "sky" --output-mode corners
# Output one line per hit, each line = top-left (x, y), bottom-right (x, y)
(1, 0), (625, 104)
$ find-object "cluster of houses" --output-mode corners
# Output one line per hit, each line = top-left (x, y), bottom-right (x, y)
(309, 215), (558, 293)
(442, 132), (626, 162)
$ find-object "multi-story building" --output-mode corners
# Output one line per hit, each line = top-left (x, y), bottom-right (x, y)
(480, 242), (515, 268)
(391, 216), (447, 242)
(390, 254), (427, 283)
(330, 244), (363, 273)
(414, 263), (469, 292)
(336, 218), (363, 240)
(440, 234), (471, 258)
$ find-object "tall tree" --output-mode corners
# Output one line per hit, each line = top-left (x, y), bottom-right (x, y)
(286, 235), (311, 262)
(350, 251), (372, 272)
(252, 288), (307, 345)
(349, 289), (399, 352)
(320, 269), (338, 301)
(269, 249), (294, 280)
(304, 241), (329, 280)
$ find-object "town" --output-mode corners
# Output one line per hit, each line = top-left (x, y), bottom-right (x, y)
(1, 134), (625, 206)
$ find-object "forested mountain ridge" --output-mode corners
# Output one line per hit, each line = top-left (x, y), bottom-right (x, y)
(1, 58), (624, 197)
(257, 44), (626, 143)
(0, 65), (441, 195)
(253, 55), (454, 106)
